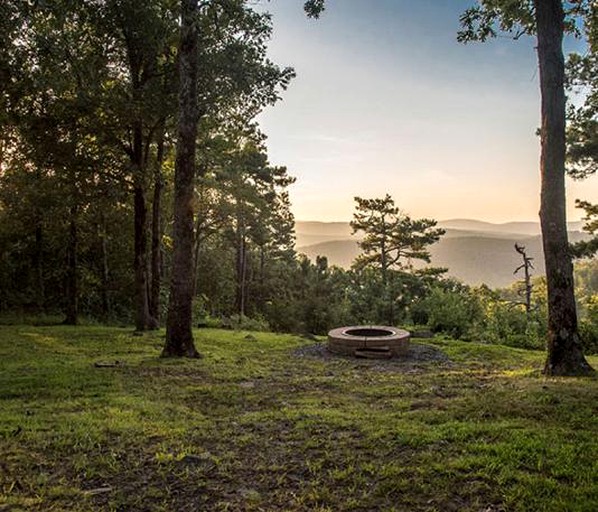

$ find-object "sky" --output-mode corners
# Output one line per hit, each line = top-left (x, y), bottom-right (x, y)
(256, 0), (597, 223)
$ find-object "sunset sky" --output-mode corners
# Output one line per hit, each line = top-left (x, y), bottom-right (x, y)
(257, 0), (597, 223)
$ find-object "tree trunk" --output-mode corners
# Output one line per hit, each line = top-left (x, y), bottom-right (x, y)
(235, 215), (247, 317)
(258, 244), (265, 310)
(163, 0), (200, 358)
(535, 0), (594, 376)
(64, 206), (78, 325)
(134, 182), (153, 330)
(514, 244), (533, 318)
(149, 127), (165, 324)
(34, 217), (45, 312)
(99, 212), (110, 318)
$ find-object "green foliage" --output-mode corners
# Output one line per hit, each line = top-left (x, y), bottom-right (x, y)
(457, 0), (590, 44)
(571, 200), (598, 258)
(575, 260), (598, 354)
(262, 256), (351, 334)
(413, 283), (482, 340)
(0, 0), (298, 327)
(304, 0), (326, 19)
(468, 283), (544, 349)
(351, 194), (445, 274)
(457, 1), (535, 43)
(225, 314), (270, 332)
(579, 318), (598, 355)
(350, 195), (445, 326)
(410, 278), (549, 349)
(565, 1), (597, 180)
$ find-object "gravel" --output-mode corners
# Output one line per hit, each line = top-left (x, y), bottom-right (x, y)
(294, 341), (452, 372)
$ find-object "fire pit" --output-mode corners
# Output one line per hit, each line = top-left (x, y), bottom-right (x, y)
(327, 325), (410, 359)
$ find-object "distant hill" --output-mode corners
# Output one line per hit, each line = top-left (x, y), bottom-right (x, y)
(296, 219), (583, 246)
(438, 219), (540, 235)
(295, 220), (588, 289)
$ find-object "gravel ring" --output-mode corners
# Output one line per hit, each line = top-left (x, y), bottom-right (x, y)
(293, 341), (452, 372)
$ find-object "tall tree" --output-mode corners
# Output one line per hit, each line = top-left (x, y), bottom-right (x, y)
(459, 0), (594, 376)
(351, 194), (444, 324)
(351, 195), (444, 278)
(162, 0), (201, 358)
(95, 0), (179, 331)
(162, 0), (295, 356)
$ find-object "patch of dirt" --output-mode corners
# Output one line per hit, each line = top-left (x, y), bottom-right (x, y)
(294, 342), (453, 372)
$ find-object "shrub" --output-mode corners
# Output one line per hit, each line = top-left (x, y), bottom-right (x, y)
(224, 314), (270, 332)
(579, 295), (598, 354)
(415, 287), (481, 339)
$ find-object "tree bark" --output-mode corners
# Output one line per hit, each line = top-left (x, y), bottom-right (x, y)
(163, 0), (200, 358)
(99, 215), (110, 319)
(149, 126), (165, 324)
(34, 217), (45, 312)
(535, 0), (594, 375)
(64, 206), (78, 325)
(235, 213), (247, 317)
(514, 243), (533, 318)
(134, 181), (152, 330)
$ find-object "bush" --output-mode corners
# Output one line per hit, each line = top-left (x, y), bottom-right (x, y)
(578, 294), (598, 355)
(223, 314), (270, 332)
(579, 321), (598, 354)
(414, 287), (481, 339)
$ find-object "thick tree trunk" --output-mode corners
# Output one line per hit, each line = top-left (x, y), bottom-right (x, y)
(149, 128), (165, 324)
(535, 0), (594, 376)
(163, 0), (200, 358)
(64, 206), (78, 325)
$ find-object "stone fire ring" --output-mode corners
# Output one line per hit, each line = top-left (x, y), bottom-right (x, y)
(327, 325), (410, 359)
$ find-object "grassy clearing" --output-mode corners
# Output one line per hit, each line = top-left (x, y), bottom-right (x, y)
(0, 325), (596, 511)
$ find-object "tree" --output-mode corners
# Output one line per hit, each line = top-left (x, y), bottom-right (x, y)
(192, 137), (296, 321)
(350, 194), (444, 324)
(93, 0), (179, 332)
(514, 243), (534, 318)
(459, 0), (594, 376)
(162, 0), (201, 358)
(163, 0), (296, 356)
(567, 2), (597, 260)
(0, 0), (134, 324)
(351, 195), (444, 277)
(565, 1), (597, 180)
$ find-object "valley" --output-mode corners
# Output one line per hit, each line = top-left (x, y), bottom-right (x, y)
(296, 220), (587, 288)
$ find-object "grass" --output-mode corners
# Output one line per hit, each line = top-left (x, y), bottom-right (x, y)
(0, 325), (596, 511)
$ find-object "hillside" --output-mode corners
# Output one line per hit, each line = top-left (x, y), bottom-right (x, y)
(437, 219), (582, 235)
(296, 220), (588, 288)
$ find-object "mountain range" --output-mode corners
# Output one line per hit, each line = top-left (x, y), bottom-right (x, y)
(295, 219), (587, 289)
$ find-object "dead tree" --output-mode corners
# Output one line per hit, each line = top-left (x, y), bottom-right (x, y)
(514, 243), (534, 318)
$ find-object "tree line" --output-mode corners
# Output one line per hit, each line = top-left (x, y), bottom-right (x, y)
(0, 0), (303, 332)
